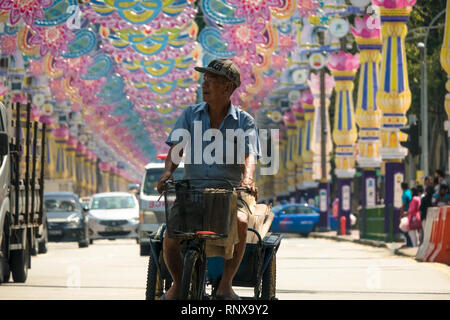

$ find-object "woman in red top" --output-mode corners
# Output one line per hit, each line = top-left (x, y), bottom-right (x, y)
(408, 188), (422, 247)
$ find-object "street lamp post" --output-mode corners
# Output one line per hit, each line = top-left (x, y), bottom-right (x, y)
(417, 41), (426, 176)
(416, 9), (446, 176)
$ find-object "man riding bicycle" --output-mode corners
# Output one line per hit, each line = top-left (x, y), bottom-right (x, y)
(156, 59), (261, 300)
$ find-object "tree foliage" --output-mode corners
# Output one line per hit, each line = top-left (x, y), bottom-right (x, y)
(406, 0), (448, 172)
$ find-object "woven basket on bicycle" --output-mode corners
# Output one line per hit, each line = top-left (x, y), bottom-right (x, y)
(164, 180), (236, 239)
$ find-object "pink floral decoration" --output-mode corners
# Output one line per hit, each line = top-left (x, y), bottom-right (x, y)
(0, 33), (16, 55)
(12, 94), (27, 104)
(29, 25), (76, 58)
(283, 110), (296, 126)
(351, 15), (381, 39)
(372, 0), (416, 9)
(278, 33), (297, 56)
(0, 81), (7, 96)
(222, 22), (266, 56)
(227, 0), (282, 24)
(292, 101), (304, 115)
(308, 72), (335, 97)
(0, 0), (52, 26)
(254, 75), (278, 100)
(297, 0), (319, 18)
(271, 53), (288, 72)
(28, 59), (43, 77)
(300, 90), (314, 105)
(54, 55), (94, 77)
(328, 51), (360, 72)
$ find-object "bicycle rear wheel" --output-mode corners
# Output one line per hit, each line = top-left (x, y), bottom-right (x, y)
(180, 249), (205, 300)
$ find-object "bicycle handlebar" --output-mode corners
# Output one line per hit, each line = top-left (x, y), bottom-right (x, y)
(164, 179), (252, 193)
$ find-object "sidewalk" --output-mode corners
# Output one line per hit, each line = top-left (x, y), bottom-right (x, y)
(309, 229), (418, 258)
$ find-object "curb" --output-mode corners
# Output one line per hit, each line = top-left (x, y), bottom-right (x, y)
(309, 232), (415, 257)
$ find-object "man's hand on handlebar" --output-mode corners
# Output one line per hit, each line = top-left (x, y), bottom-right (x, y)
(239, 177), (258, 200)
(157, 171), (173, 194)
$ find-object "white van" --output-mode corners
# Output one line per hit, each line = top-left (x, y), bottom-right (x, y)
(138, 162), (184, 255)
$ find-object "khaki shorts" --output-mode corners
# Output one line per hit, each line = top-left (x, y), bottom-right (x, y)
(205, 191), (255, 260)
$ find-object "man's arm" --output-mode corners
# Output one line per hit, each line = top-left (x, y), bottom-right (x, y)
(157, 145), (183, 194)
(239, 153), (258, 199)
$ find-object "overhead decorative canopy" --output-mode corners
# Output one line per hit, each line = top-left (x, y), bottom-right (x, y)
(0, 0), (371, 180)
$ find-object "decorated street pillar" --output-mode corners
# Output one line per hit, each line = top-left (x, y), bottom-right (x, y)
(284, 110), (297, 201)
(375, 0), (416, 237)
(293, 101), (305, 202)
(83, 150), (92, 195)
(441, 0), (450, 174)
(65, 136), (77, 187)
(75, 142), (87, 196)
(308, 72), (335, 228)
(99, 162), (111, 193)
(90, 153), (98, 195)
(275, 135), (288, 202)
(300, 90), (318, 205)
(110, 166), (118, 192)
(352, 14), (383, 209)
(328, 51), (360, 234)
(53, 126), (69, 180)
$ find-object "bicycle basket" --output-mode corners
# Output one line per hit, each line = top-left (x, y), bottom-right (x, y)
(164, 186), (235, 239)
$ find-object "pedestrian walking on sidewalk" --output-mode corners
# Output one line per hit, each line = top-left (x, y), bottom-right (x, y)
(419, 186), (434, 245)
(407, 188), (422, 247)
(400, 182), (413, 247)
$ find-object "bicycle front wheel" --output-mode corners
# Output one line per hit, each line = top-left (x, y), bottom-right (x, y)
(180, 249), (205, 300)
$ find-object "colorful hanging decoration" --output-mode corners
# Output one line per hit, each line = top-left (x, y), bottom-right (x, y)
(0, 0), (53, 26)
(227, 0), (282, 24)
(29, 24), (76, 57)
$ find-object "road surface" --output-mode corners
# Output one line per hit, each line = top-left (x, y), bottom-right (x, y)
(0, 236), (449, 300)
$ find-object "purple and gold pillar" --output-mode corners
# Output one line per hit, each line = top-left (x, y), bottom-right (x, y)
(308, 73), (335, 230)
(65, 136), (77, 187)
(352, 14), (383, 209)
(300, 90), (318, 205)
(75, 142), (87, 196)
(53, 127), (69, 180)
(284, 110), (298, 201)
(375, 0), (416, 237)
(293, 101), (305, 202)
(99, 162), (111, 193)
(328, 51), (360, 234)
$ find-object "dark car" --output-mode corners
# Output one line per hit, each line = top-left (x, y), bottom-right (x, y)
(270, 203), (320, 237)
(44, 192), (89, 248)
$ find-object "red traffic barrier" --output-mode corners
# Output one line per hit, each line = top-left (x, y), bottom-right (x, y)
(428, 206), (450, 264)
(416, 207), (439, 261)
(340, 216), (346, 235)
(416, 206), (450, 265)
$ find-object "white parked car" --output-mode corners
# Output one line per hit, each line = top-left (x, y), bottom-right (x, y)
(87, 192), (139, 242)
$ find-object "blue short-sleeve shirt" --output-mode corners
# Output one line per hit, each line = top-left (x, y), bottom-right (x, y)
(166, 102), (261, 188)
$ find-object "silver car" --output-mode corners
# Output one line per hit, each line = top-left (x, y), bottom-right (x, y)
(87, 192), (139, 242)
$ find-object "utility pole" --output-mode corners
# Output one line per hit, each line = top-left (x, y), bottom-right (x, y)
(319, 30), (327, 181)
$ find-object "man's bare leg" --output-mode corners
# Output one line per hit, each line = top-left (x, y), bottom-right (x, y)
(216, 211), (248, 299)
(162, 236), (183, 299)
